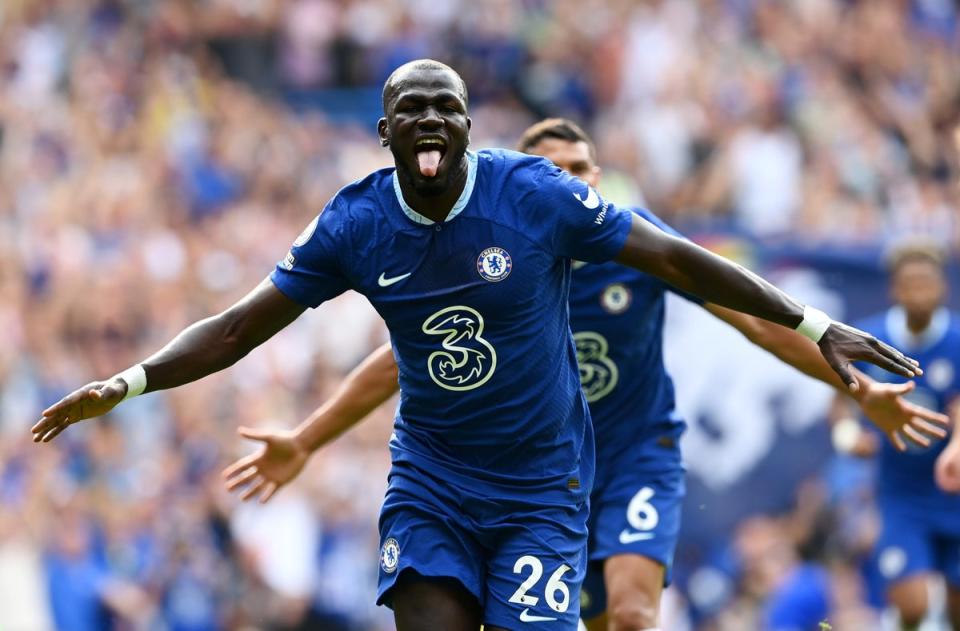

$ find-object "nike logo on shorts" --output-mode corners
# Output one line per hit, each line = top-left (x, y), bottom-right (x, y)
(519, 608), (557, 622)
(378, 272), (412, 287)
(618, 529), (655, 544)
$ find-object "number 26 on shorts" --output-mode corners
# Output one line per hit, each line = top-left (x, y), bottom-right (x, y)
(509, 555), (573, 613)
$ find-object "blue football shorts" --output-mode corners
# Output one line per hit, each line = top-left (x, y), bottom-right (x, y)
(580, 441), (685, 620)
(872, 494), (960, 590)
(377, 461), (590, 630)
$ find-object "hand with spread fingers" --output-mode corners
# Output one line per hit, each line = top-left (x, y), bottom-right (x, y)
(223, 427), (311, 504)
(31, 379), (128, 443)
(817, 322), (923, 391)
(857, 380), (949, 452)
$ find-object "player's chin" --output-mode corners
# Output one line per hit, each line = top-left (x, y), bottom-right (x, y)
(412, 175), (449, 196)
(409, 164), (453, 196)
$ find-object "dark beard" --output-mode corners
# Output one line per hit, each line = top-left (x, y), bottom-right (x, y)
(394, 146), (468, 197)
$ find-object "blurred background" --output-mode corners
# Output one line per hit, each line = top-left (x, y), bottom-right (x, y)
(0, 0), (958, 629)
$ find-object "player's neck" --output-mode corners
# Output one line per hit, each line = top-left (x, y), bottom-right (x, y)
(906, 311), (934, 335)
(397, 157), (469, 222)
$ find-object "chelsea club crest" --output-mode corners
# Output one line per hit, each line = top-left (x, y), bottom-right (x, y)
(477, 247), (512, 282)
(601, 283), (631, 314)
(380, 538), (400, 574)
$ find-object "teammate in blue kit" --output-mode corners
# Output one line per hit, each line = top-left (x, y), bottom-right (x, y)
(35, 61), (926, 631)
(831, 243), (960, 630)
(221, 118), (947, 631)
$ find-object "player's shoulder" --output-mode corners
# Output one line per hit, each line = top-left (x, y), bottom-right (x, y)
(330, 167), (393, 210)
(476, 147), (549, 171)
(317, 167), (398, 238)
(474, 148), (551, 188)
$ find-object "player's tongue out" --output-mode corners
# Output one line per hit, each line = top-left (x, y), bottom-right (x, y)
(416, 150), (442, 177)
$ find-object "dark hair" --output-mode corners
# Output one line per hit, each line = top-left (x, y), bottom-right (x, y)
(382, 59), (468, 112)
(886, 239), (946, 274)
(516, 118), (596, 161)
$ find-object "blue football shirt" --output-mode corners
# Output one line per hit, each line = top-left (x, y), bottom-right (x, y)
(569, 208), (696, 473)
(857, 307), (960, 503)
(271, 149), (633, 502)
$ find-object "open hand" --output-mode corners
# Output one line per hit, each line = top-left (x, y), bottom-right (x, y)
(818, 322), (922, 391)
(223, 427), (311, 503)
(31, 379), (128, 443)
(858, 380), (949, 452)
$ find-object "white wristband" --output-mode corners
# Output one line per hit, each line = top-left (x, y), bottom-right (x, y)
(832, 418), (863, 453)
(117, 364), (147, 401)
(796, 305), (832, 343)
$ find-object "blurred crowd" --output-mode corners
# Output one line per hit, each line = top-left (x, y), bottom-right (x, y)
(0, 0), (957, 629)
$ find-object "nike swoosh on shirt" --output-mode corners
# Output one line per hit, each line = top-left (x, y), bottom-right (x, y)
(573, 187), (600, 210)
(618, 529), (655, 544)
(519, 608), (557, 623)
(378, 272), (412, 287)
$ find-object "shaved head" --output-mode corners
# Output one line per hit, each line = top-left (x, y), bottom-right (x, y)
(378, 59), (472, 197)
(382, 59), (468, 114)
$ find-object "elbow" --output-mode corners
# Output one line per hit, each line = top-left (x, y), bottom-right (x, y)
(375, 361), (400, 396)
(744, 317), (791, 351)
(660, 240), (700, 295)
(715, 306), (775, 347)
(385, 362), (399, 384)
(740, 318), (774, 347)
(218, 311), (254, 366)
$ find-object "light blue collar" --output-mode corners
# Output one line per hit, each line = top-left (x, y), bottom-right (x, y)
(886, 305), (950, 352)
(392, 151), (477, 225)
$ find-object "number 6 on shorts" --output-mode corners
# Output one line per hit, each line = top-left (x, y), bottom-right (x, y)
(509, 555), (573, 613)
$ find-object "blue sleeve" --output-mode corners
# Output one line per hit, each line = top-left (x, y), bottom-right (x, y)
(531, 162), (633, 263)
(634, 208), (703, 305)
(270, 196), (351, 308)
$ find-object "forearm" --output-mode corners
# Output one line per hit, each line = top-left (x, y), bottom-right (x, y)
(140, 312), (253, 392)
(139, 278), (305, 393)
(295, 343), (400, 452)
(706, 304), (859, 398)
(616, 216), (804, 328)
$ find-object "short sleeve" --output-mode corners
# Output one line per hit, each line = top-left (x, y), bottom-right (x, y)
(270, 196), (351, 308)
(532, 162), (633, 263)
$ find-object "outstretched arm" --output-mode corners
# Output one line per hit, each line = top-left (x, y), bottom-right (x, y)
(291, 342), (399, 451)
(614, 215), (921, 387)
(32, 278), (306, 442)
(223, 342), (399, 503)
(707, 304), (948, 450)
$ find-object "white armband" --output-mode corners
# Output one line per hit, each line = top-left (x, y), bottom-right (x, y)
(116, 364), (147, 401)
(796, 305), (831, 343)
(832, 418), (863, 453)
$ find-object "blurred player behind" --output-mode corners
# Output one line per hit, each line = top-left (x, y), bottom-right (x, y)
(832, 242), (960, 630)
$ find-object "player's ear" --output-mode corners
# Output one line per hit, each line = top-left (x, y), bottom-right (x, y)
(466, 117), (472, 146)
(590, 165), (602, 188)
(377, 118), (390, 147)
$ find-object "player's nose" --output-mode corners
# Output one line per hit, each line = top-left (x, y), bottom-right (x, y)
(417, 106), (443, 128)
